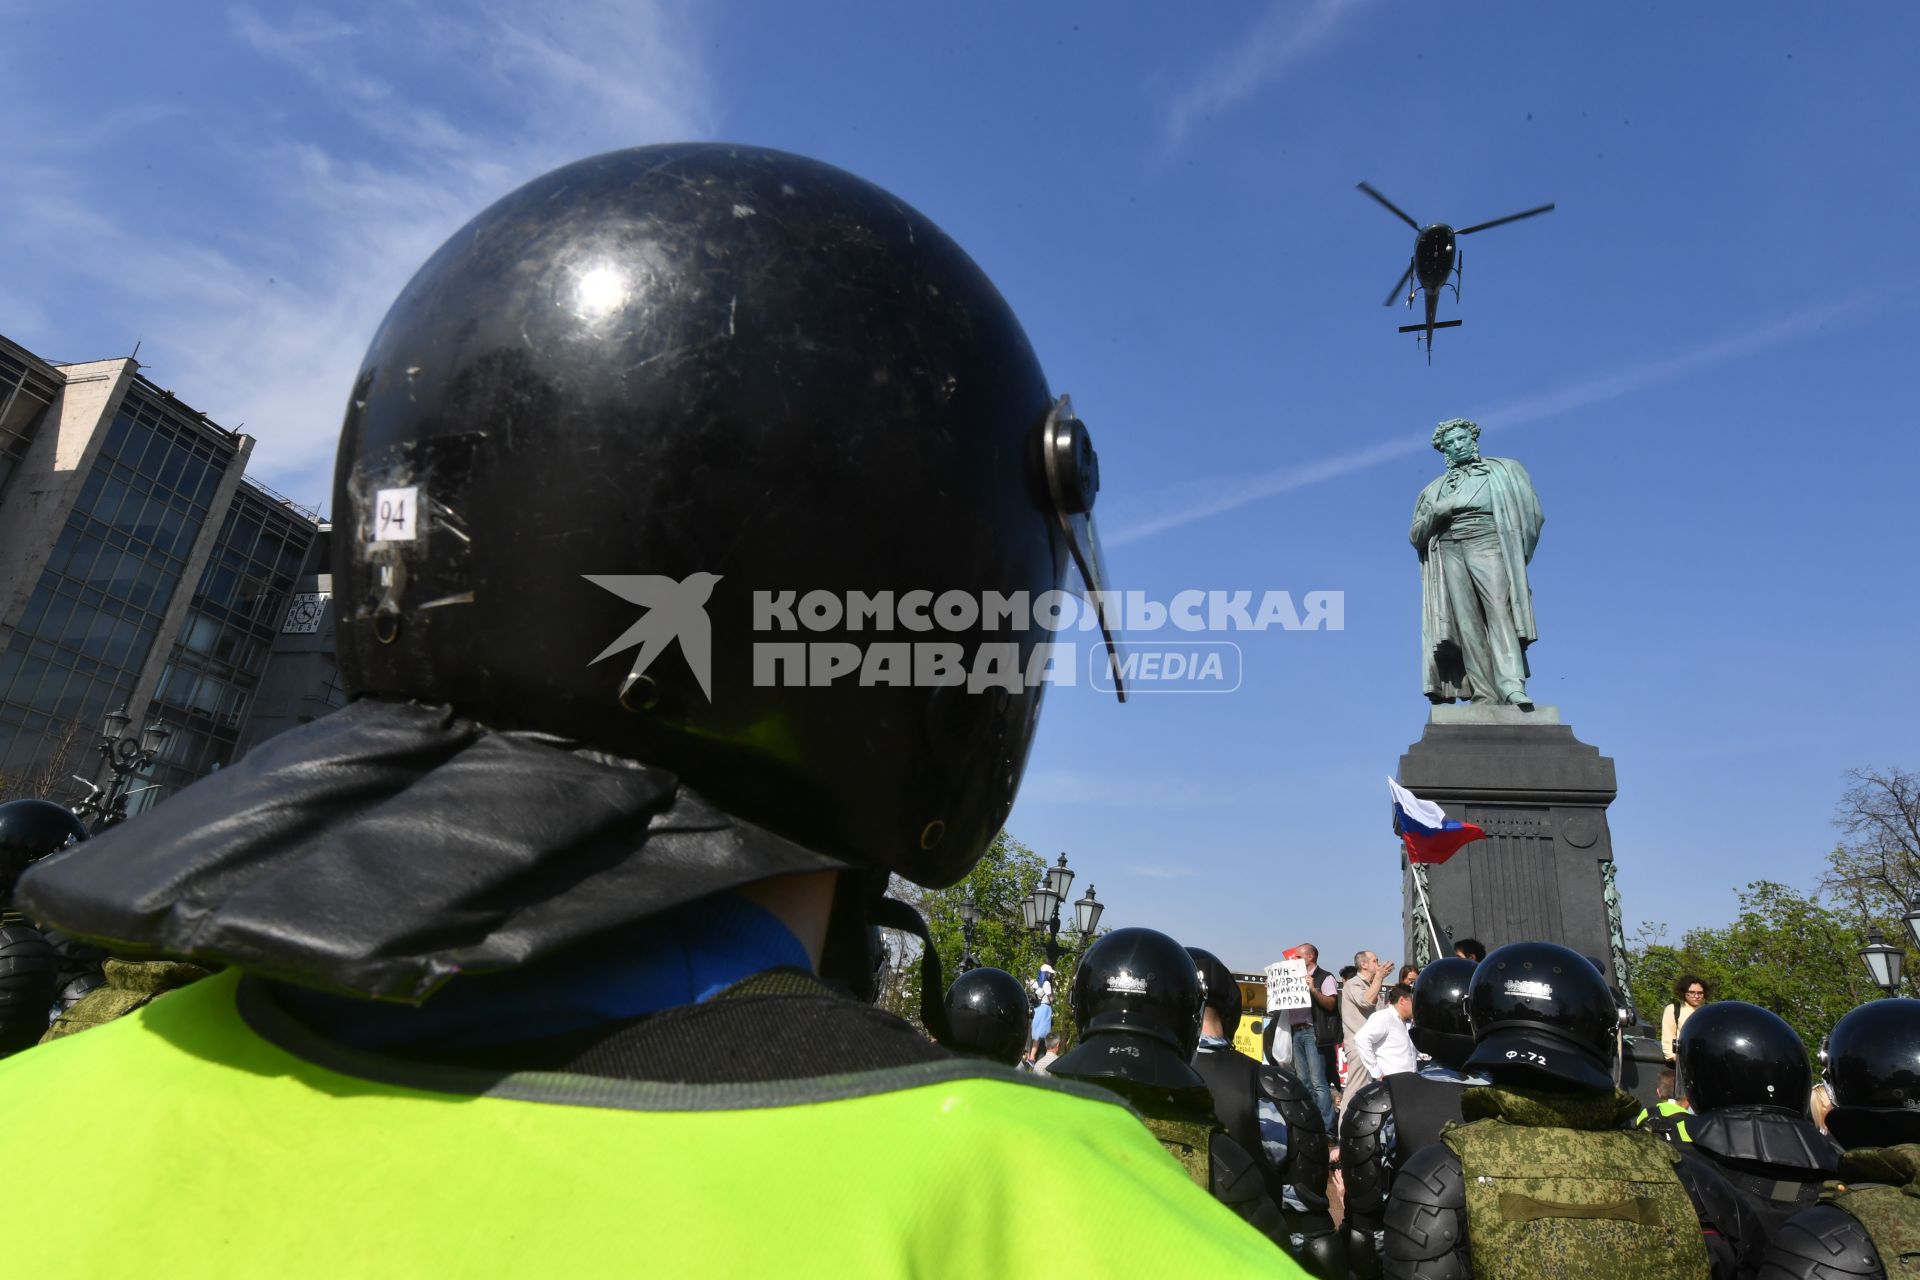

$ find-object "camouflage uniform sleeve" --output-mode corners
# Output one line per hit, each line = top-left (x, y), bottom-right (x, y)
(1382, 1142), (1471, 1280)
(1753, 1204), (1885, 1280)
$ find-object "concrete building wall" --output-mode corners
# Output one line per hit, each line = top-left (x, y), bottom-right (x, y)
(0, 351), (256, 791)
(0, 355), (135, 641)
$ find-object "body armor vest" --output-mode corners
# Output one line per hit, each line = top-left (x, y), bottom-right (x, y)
(1192, 1046), (1262, 1186)
(1826, 1146), (1920, 1276)
(1192, 1044), (1331, 1213)
(1385, 1070), (1469, 1157)
(1442, 1115), (1713, 1279)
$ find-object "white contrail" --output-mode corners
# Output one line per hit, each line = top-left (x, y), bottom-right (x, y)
(1109, 291), (1877, 549)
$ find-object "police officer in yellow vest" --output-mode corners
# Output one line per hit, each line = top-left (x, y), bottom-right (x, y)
(1635, 1066), (1698, 1143)
(1381, 942), (1756, 1278)
(1756, 998), (1920, 1279)
(0, 144), (1302, 1277)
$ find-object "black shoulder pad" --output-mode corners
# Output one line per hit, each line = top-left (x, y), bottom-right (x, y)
(1341, 1080), (1395, 1217)
(1257, 1060), (1312, 1107)
(1383, 1143), (1470, 1278)
(1341, 1079), (1394, 1140)
(1296, 1225), (1350, 1280)
(1209, 1132), (1288, 1246)
(1754, 1204), (1886, 1280)
(1346, 1222), (1383, 1280)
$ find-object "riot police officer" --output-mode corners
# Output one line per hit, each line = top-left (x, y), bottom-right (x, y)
(1340, 956), (1488, 1278)
(1382, 941), (1754, 1278)
(0, 798), (85, 1055)
(1756, 998), (1920, 1279)
(1676, 1000), (1840, 1253)
(941, 967), (1028, 1066)
(1188, 947), (1344, 1277)
(2, 145), (1294, 1274)
(1051, 929), (1288, 1245)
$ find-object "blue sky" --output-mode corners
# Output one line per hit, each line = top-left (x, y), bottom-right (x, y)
(3, 3), (1916, 974)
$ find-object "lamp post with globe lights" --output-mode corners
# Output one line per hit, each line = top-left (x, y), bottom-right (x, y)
(1022, 851), (1105, 966)
(70, 705), (172, 834)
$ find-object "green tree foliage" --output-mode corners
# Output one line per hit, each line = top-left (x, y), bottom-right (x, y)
(1628, 880), (1886, 1067)
(877, 831), (1099, 1049)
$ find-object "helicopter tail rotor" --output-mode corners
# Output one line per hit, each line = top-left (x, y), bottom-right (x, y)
(1357, 182), (1422, 232)
(1456, 203), (1555, 236)
(1383, 262), (1416, 307)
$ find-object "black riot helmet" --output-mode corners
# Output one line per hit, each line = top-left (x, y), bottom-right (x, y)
(1187, 947), (1241, 1035)
(942, 967), (1030, 1066)
(1823, 998), (1920, 1148)
(1677, 1000), (1811, 1116)
(1465, 941), (1618, 1092)
(1050, 928), (1207, 1093)
(331, 143), (1120, 892)
(1409, 956), (1477, 1071)
(0, 799), (87, 903)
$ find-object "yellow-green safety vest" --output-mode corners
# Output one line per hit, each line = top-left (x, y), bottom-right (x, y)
(0, 970), (1303, 1277)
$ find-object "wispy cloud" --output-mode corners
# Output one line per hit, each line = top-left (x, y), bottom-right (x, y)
(1024, 769), (1242, 809)
(1128, 864), (1201, 880)
(1108, 290), (1879, 548)
(0, 2), (714, 507)
(1157, 0), (1368, 157)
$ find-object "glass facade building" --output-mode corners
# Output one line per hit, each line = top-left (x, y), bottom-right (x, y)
(146, 484), (318, 798)
(0, 382), (240, 779)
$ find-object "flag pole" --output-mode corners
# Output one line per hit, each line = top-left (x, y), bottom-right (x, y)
(1410, 859), (1444, 962)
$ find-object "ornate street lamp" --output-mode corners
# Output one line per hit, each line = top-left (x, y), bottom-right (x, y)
(1026, 852), (1103, 966)
(72, 705), (172, 833)
(1860, 928), (1905, 996)
(956, 894), (983, 972)
(1074, 884), (1104, 937)
(1902, 901), (1920, 957)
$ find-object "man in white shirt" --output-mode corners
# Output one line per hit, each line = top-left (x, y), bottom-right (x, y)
(1355, 983), (1418, 1081)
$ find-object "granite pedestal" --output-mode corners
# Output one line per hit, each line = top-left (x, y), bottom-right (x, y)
(1397, 704), (1662, 1103)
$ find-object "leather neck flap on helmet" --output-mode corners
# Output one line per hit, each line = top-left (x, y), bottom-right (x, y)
(15, 698), (856, 1003)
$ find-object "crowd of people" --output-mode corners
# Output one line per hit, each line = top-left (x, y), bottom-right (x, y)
(0, 142), (1911, 1277)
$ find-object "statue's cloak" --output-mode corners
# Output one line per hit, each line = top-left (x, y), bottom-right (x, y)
(1410, 456), (1543, 701)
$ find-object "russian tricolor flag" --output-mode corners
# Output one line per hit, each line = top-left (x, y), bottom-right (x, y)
(1388, 777), (1486, 866)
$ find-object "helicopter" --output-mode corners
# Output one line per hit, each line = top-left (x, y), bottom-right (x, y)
(1357, 182), (1554, 361)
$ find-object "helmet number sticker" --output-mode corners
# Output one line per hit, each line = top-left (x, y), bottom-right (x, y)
(1504, 1050), (1548, 1066)
(374, 487), (420, 542)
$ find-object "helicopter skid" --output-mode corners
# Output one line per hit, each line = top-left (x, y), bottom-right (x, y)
(1398, 320), (1462, 333)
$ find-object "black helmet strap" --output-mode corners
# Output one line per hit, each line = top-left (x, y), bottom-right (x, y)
(870, 895), (953, 1047)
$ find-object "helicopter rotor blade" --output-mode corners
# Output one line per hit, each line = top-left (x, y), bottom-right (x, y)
(1357, 182), (1421, 231)
(1382, 262), (1416, 307)
(1456, 203), (1555, 236)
